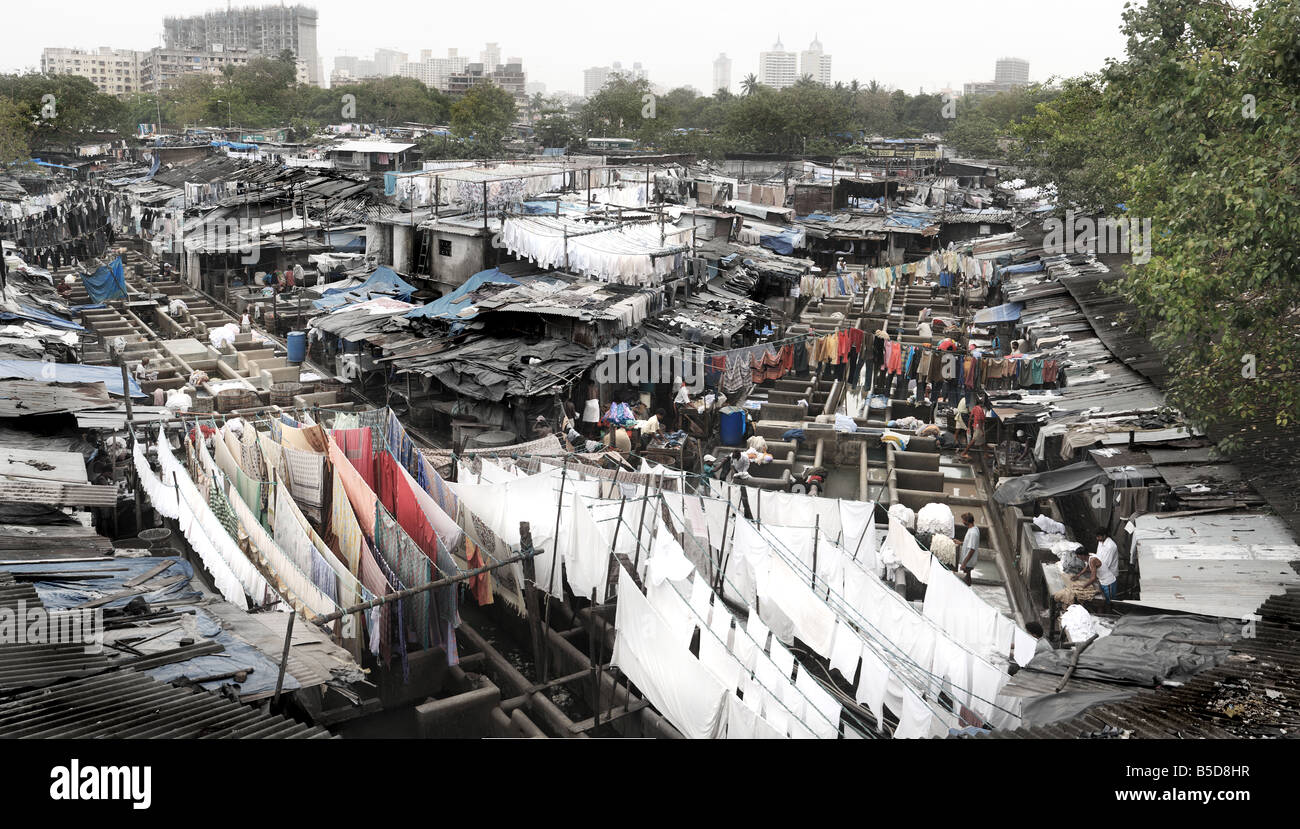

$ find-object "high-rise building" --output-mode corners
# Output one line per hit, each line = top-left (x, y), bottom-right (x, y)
(759, 37), (797, 89)
(712, 53), (732, 94)
(583, 66), (610, 98)
(138, 45), (252, 93)
(446, 60), (527, 107)
(965, 57), (1031, 97)
(163, 4), (320, 85)
(41, 47), (143, 97)
(480, 42), (501, 72)
(994, 57), (1029, 86)
(526, 81), (547, 96)
(583, 61), (647, 97)
(398, 49), (469, 90)
(373, 49), (408, 77)
(799, 36), (832, 85)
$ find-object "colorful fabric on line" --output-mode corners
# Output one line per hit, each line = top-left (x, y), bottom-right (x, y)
(374, 504), (437, 653)
(282, 444), (327, 509)
(333, 427), (376, 489)
(328, 465), (364, 576)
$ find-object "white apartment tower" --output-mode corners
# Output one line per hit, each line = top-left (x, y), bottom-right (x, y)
(800, 36), (832, 85)
(758, 37), (797, 89)
(713, 53), (732, 94)
(41, 47), (142, 96)
(995, 57), (1030, 86)
(480, 42), (501, 72)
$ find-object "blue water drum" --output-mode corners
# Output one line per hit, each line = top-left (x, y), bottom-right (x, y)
(719, 406), (746, 446)
(286, 330), (307, 363)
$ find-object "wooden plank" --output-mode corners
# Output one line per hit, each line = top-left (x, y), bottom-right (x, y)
(123, 559), (175, 587)
(76, 574), (187, 609)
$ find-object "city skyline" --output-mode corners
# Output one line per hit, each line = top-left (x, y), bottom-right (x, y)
(3, 0), (1133, 97)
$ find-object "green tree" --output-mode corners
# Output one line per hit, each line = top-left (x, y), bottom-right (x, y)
(450, 83), (516, 156)
(535, 110), (575, 149)
(945, 110), (1000, 158)
(1012, 0), (1300, 440)
(740, 74), (760, 96)
(0, 96), (33, 163)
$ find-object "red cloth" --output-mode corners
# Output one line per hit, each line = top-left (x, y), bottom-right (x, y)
(332, 427), (375, 489)
(378, 451), (440, 566)
(971, 405), (986, 430)
(465, 538), (492, 606)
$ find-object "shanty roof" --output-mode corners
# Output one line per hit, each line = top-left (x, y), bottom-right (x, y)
(392, 335), (598, 401)
(1125, 512), (1300, 619)
(329, 140), (416, 154)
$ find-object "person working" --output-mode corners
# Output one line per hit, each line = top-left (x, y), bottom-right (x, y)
(961, 398), (987, 461)
(729, 450), (751, 482)
(1073, 528), (1120, 602)
(958, 512), (980, 585)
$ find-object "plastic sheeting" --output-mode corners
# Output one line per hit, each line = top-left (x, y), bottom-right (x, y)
(993, 461), (1110, 505)
(0, 359), (143, 398)
(971, 302), (1023, 325)
(403, 268), (519, 323)
(79, 257), (127, 303)
(314, 266), (417, 310)
(4, 557), (201, 610)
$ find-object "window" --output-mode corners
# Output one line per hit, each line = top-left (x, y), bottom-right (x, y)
(438, 239), (452, 257)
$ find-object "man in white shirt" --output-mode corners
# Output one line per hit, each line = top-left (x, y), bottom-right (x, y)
(958, 512), (980, 585)
(917, 320), (933, 340)
(1074, 528), (1120, 602)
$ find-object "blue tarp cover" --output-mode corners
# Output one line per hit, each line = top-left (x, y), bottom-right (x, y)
(0, 305), (85, 331)
(314, 265), (418, 310)
(759, 230), (800, 256)
(80, 256), (127, 303)
(210, 140), (257, 150)
(0, 359), (145, 397)
(1002, 261), (1045, 274)
(404, 267), (519, 324)
(972, 302), (1025, 325)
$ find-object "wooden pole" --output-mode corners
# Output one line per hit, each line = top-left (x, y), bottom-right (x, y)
(272, 609), (295, 707)
(540, 461), (568, 682)
(811, 514), (820, 591)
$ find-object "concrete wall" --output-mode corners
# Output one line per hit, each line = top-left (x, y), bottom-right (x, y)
(427, 229), (489, 294)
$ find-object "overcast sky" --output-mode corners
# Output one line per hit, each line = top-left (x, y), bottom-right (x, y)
(2, 0), (1136, 95)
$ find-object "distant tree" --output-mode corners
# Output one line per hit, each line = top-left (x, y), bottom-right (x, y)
(534, 110), (575, 148)
(450, 83), (516, 155)
(741, 74), (760, 96)
(0, 97), (32, 163)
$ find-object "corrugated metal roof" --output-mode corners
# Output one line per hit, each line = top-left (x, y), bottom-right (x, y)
(1126, 513), (1300, 619)
(984, 587), (1300, 738)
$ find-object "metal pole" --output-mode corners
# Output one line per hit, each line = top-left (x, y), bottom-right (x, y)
(811, 514), (820, 591)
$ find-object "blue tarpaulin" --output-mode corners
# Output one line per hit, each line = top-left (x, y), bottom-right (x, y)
(31, 158), (77, 170)
(1002, 261), (1044, 275)
(759, 230), (801, 255)
(0, 360), (145, 397)
(313, 266), (417, 310)
(404, 268), (519, 326)
(210, 140), (257, 150)
(0, 305), (85, 331)
(972, 302), (1025, 325)
(80, 256), (127, 303)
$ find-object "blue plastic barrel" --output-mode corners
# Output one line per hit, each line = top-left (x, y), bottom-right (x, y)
(719, 406), (746, 446)
(286, 331), (306, 363)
